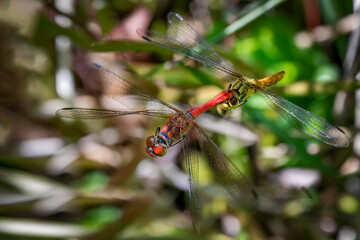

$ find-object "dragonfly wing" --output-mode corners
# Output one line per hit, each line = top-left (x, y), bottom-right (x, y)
(189, 120), (258, 211)
(88, 63), (180, 115)
(137, 12), (243, 82)
(258, 88), (349, 147)
(56, 108), (171, 119)
(180, 126), (200, 232)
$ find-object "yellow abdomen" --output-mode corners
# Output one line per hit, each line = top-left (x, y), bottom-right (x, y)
(257, 71), (285, 88)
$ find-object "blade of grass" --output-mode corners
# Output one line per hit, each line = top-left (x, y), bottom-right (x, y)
(0, 217), (93, 238)
(208, 0), (286, 43)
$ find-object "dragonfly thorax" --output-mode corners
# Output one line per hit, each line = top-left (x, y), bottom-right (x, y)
(170, 113), (191, 127)
(220, 80), (256, 111)
(145, 114), (190, 157)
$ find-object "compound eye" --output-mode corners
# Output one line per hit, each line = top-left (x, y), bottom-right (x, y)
(153, 144), (167, 156)
(229, 96), (238, 106)
(146, 147), (156, 157)
(146, 136), (155, 147)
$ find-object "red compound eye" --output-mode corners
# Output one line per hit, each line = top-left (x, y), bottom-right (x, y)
(152, 144), (167, 156)
(146, 136), (155, 147)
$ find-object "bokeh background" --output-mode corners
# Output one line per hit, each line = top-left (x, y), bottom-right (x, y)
(0, 0), (359, 239)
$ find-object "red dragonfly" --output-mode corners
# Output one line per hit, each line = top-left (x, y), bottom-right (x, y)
(137, 12), (349, 148)
(56, 63), (257, 231)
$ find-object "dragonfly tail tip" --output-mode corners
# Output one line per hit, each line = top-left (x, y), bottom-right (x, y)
(279, 71), (286, 78)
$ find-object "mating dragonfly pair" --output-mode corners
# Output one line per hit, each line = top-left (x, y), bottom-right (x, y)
(57, 12), (349, 231)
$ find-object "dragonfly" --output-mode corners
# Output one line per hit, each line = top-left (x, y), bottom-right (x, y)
(56, 63), (257, 232)
(137, 12), (349, 148)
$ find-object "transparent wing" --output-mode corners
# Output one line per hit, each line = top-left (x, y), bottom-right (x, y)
(189, 120), (258, 211)
(180, 126), (200, 232)
(87, 63), (180, 115)
(56, 108), (171, 119)
(137, 12), (243, 82)
(258, 87), (349, 147)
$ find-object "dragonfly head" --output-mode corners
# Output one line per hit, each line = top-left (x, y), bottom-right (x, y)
(220, 94), (241, 110)
(145, 136), (167, 157)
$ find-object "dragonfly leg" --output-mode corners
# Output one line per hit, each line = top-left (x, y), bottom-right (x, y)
(237, 86), (250, 106)
(155, 126), (160, 135)
(239, 99), (248, 106)
(170, 135), (186, 147)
